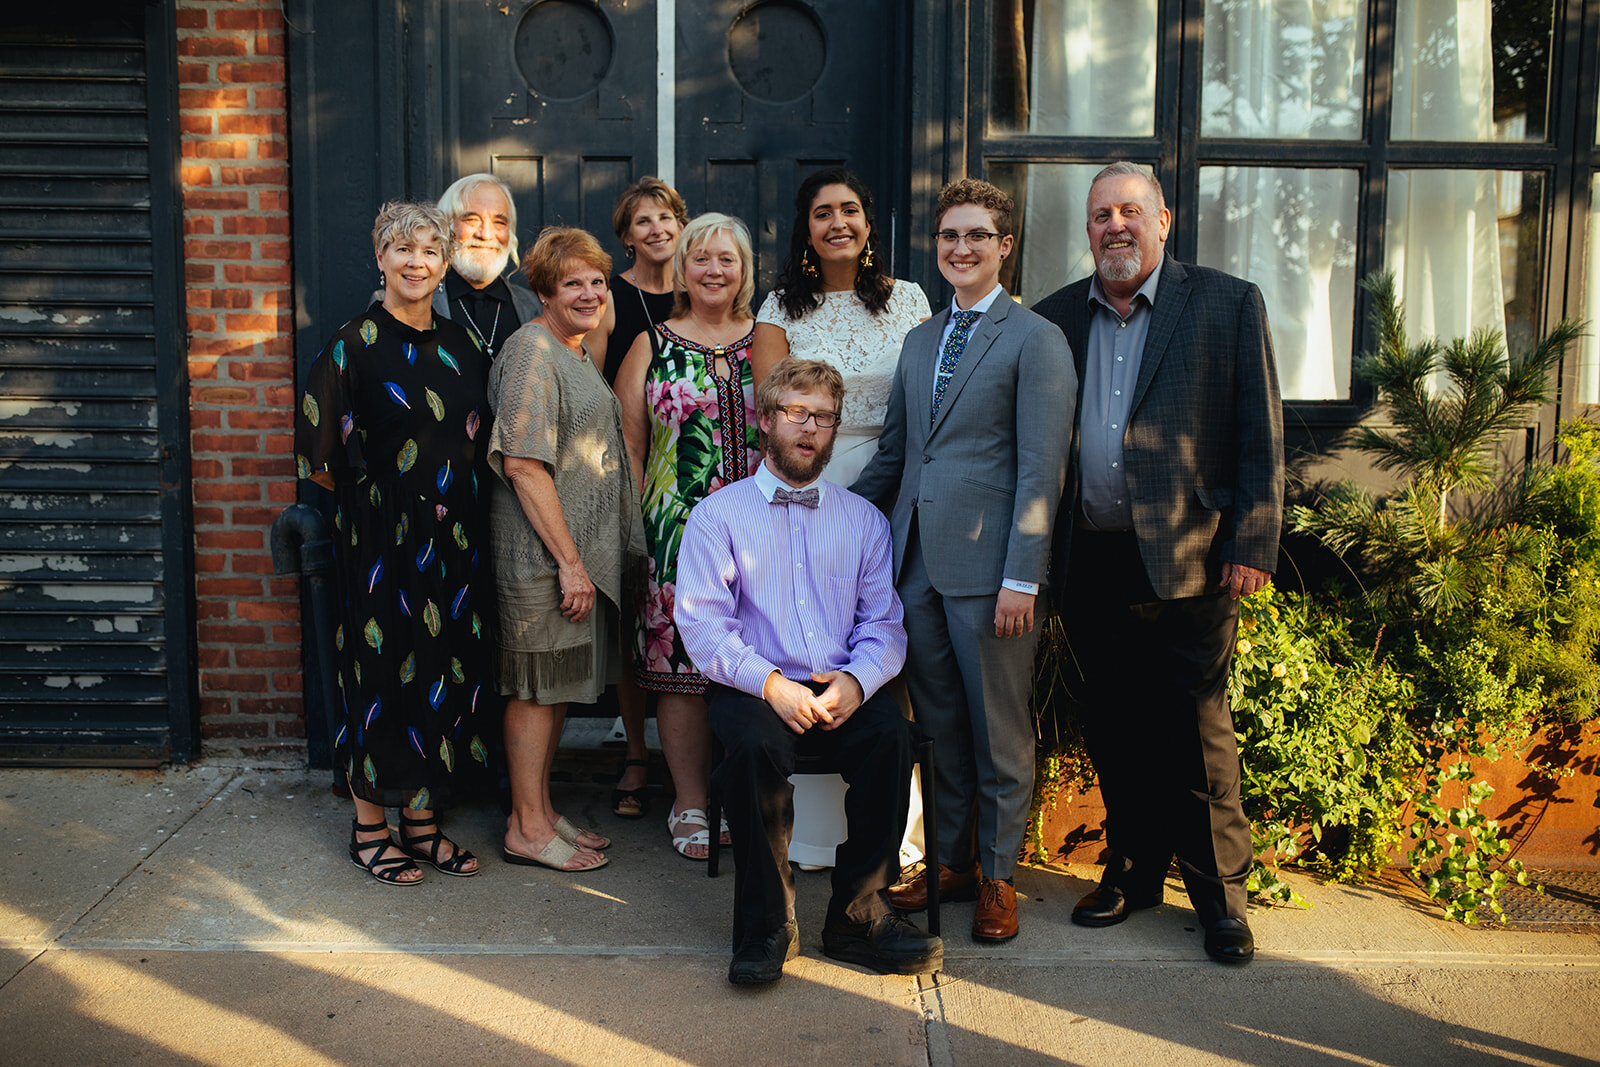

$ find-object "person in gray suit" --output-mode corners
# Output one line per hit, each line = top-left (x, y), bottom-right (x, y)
(853, 179), (1075, 943)
(433, 173), (541, 357)
(1032, 161), (1283, 965)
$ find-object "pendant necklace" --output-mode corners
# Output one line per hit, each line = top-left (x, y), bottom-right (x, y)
(457, 297), (502, 354)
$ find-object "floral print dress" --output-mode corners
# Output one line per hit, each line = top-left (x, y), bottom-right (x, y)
(635, 323), (759, 692)
(294, 303), (494, 807)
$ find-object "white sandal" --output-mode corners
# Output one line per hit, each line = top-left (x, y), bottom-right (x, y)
(667, 807), (712, 861)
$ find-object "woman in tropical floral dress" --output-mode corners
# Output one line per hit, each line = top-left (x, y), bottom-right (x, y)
(295, 200), (493, 884)
(616, 212), (760, 858)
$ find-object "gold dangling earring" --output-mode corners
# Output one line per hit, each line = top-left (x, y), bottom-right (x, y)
(802, 248), (818, 278)
(860, 245), (875, 269)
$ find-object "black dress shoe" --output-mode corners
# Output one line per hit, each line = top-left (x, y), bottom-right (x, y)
(822, 913), (943, 975)
(1204, 917), (1255, 964)
(1070, 886), (1162, 927)
(728, 920), (799, 984)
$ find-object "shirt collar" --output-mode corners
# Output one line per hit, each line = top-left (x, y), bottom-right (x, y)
(444, 267), (515, 306)
(948, 284), (1005, 318)
(755, 458), (828, 504)
(1087, 254), (1165, 315)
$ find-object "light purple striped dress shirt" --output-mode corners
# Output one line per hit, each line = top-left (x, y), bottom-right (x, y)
(675, 460), (907, 701)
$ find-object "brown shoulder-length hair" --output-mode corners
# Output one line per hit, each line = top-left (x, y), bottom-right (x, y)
(521, 226), (613, 298)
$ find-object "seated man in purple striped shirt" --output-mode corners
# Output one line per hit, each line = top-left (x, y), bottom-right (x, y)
(676, 357), (943, 986)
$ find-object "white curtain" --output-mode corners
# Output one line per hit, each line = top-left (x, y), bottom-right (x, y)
(1386, 0), (1507, 352)
(1015, 1), (1158, 305)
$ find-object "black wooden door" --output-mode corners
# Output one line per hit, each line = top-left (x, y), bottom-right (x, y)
(440, 0), (659, 259)
(674, 0), (905, 290)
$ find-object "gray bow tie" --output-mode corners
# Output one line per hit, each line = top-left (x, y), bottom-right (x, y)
(771, 487), (819, 509)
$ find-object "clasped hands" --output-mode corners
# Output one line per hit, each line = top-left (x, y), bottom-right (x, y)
(763, 670), (863, 735)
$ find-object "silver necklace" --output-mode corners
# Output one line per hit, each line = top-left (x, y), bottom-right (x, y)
(456, 297), (502, 353)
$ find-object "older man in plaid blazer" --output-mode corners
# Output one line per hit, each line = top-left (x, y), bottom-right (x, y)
(1032, 162), (1283, 965)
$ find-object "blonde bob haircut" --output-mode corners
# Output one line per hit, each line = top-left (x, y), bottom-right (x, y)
(371, 200), (454, 260)
(672, 212), (755, 320)
(756, 357), (846, 422)
(520, 226), (613, 300)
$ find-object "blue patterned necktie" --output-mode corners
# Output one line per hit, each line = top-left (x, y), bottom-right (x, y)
(932, 309), (981, 424)
(771, 486), (819, 509)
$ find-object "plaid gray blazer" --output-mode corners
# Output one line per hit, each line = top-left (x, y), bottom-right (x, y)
(1033, 255), (1284, 605)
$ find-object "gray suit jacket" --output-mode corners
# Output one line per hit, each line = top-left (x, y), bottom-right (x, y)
(1033, 254), (1284, 606)
(852, 290), (1076, 598)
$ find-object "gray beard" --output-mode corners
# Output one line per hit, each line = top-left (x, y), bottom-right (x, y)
(453, 246), (510, 285)
(1097, 246), (1143, 283)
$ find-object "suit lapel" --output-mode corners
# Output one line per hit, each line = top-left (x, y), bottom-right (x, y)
(930, 291), (1012, 437)
(1129, 254), (1189, 415)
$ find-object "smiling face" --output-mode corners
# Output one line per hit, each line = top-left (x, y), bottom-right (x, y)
(1086, 172), (1170, 291)
(540, 263), (609, 342)
(807, 182), (870, 268)
(626, 195), (682, 268)
(682, 231), (744, 314)
(376, 229), (449, 308)
(451, 183), (513, 285)
(760, 385), (839, 486)
(935, 202), (1013, 306)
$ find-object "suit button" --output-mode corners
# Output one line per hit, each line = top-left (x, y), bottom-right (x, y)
(922, 455), (932, 464)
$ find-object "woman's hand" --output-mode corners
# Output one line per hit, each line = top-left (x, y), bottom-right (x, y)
(558, 557), (596, 623)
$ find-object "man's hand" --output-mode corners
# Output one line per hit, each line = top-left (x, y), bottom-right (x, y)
(762, 671), (835, 735)
(811, 671), (863, 730)
(1221, 562), (1272, 600)
(994, 588), (1036, 638)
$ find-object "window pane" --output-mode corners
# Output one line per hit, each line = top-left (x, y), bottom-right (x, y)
(988, 161), (1111, 306)
(1196, 167), (1358, 401)
(1579, 176), (1600, 405)
(1385, 169), (1545, 373)
(1201, 0), (1365, 140)
(988, 0), (1158, 136)
(1391, 0), (1553, 142)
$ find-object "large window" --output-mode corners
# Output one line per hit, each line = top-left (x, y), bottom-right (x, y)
(979, 0), (1588, 411)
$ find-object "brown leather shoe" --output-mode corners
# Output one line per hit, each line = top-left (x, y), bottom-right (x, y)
(888, 863), (979, 911)
(971, 877), (1019, 942)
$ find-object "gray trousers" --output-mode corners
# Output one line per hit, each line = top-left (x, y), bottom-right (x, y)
(898, 519), (1040, 880)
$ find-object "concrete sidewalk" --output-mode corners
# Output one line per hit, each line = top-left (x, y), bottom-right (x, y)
(1, 761), (1598, 1066)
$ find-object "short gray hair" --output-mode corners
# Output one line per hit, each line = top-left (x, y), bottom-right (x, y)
(1086, 161), (1166, 218)
(371, 200), (454, 259)
(436, 172), (520, 265)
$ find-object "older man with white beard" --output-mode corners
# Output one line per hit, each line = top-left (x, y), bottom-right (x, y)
(433, 173), (541, 358)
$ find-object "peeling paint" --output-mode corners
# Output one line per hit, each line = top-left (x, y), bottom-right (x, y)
(0, 554), (92, 574)
(0, 307), (47, 324)
(41, 584), (155, 603)
(25, 645), (61, 653)
(0, 400), (81, 419)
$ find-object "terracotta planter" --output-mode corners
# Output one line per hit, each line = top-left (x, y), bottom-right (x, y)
(1031, 722), (1600, 871)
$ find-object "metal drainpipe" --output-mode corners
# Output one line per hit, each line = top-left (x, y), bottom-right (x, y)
(270, 503), (348, 795)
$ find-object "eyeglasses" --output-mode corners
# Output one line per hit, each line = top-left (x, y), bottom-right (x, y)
(932, 230), (1005, 247)
(774, 404), (841, 429)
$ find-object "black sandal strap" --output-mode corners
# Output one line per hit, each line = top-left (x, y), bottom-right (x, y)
(398, 813), (476, 874)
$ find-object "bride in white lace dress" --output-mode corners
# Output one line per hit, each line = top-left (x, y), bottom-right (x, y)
(751, 169), (929, 485)
(750, 169), (929, 870)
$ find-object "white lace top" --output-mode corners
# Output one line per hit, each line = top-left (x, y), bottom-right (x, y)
(756, 280), (931, 439)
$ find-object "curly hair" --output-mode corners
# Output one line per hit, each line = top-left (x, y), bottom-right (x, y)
(371, 200), (454, 260)
(774, 167), (894, 322)
(935, 178), (1015, 237)
(756, 357), (847, 420)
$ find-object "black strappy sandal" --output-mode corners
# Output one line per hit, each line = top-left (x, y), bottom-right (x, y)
(612, 758), (650, 819)
(349, 818), (423, 885)
(395, 812), (480, 877)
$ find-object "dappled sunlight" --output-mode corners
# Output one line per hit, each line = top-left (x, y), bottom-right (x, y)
(0, 899), (53, 943)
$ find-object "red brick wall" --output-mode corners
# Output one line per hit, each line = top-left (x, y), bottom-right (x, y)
(177, 0), (303, 759)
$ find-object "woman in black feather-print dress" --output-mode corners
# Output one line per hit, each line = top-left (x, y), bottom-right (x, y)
(294, 201), (493, 884)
